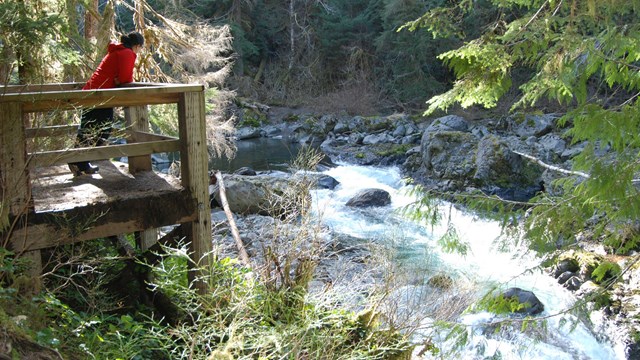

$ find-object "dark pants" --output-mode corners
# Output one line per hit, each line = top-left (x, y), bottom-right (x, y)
(76, 108), (114, 147)
(69, 108), (114, 172)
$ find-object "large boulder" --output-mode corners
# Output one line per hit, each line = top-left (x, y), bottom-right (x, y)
(507, 113), (558, 138)
(426, 115), (469, 132)
(501, 287), (545, 316)
(236, 126), (262, 140)
(417, 115), (545, 200)
(474, 134), (523, 185)
(474, 134), (543, 199)
(211, 174), (310, 218)
(421, 131), (478, 182)
(346, 188), (391, 208)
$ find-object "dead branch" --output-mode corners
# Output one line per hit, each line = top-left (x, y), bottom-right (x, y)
(514, 150), (640, 184)
(214, 171), (251, 267)
(512, 150), (590, 178)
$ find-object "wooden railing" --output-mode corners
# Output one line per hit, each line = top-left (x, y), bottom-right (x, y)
(0, 82), (212, 293)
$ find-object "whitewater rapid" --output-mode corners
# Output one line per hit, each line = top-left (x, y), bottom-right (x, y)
(310, 163), (622, 360)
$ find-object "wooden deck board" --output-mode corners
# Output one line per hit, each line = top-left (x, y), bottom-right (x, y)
(30, 160), (183, 213)
(6, 160), (197, 253)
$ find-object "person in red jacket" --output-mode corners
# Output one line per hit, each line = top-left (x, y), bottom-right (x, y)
(69, 31), (145, 176)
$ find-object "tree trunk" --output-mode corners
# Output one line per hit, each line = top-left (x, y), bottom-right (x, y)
(84, 0), (99, 40)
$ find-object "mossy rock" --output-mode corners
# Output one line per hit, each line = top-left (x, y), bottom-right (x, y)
(239, 107), (268, 127)
(283, 113), (300, 122)
(427, 273), (453, 290)
(375, 144), (413, 157)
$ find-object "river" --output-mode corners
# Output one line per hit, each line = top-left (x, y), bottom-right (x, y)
(217, 139), (624, 359)
(312, 163), (622, 359)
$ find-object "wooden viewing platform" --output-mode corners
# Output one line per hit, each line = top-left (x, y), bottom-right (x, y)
(0, 82), (212, 293)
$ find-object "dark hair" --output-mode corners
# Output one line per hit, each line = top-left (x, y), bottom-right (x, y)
(121, 31), (144, 49)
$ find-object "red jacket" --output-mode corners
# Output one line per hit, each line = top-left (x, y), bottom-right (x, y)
(83, 43), (137, 90)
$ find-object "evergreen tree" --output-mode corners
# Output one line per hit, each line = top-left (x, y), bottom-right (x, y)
(406, 0), (640, 254)
(314, 0), (382, 87)
(374, 0), (455, 106)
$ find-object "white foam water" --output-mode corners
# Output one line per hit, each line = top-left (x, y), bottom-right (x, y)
(310, 163), (622, 360)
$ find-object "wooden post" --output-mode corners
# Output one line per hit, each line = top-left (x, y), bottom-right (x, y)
(178, 89), (212, 294)
(124, 105), (152, 173)
(125, 105), (157, 250)
(0, 101), (41, 290)
(0, 102), (31, 218)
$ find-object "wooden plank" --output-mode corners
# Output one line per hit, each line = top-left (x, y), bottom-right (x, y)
(28, 139), (181, 168)
(0, 83), (82, 94)
(129, 130), (177, 142)
(8, 190), (197, 252)
(22, 93), (181, 113)
(178, 90), (212, 294)
(26, 125), (78, 138)
(1, 83), (204, 104)
(125, 106), (152, 173)
(136, 229), (157, 252)
(0, 102), (32, 216)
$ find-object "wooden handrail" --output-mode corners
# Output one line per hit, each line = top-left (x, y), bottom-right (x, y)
(26, 125), (79, 138)
(0, 83), (205, 112)
(28, 140), (181, 168)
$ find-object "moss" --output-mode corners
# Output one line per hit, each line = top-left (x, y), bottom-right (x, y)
(283, 113), (300, 122)
(593, 291), (613, 310)
(375, 144), (413, 157)
(362, 117), (391, 132)
(427, 273), (453, 290)
(239, 107), (267, 127)
(356, 153), (365, 159)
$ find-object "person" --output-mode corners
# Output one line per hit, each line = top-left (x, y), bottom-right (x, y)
(69, 31), (145, 176)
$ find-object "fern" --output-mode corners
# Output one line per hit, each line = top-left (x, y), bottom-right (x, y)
(591, 261), (621, 284)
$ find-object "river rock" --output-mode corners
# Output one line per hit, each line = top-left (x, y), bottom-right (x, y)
(539, 133), (567, 156)
(564, 276), (583, 291)
(236, 126), (262, 140)
(508, 113), (558, 138)
(501, 287), (544, 316)
(346, 188), (391, 208)
(291, 172), (340, 190)
(363, 133), (394, 145)
(211, 174), (310, 218)
(553, 258), (580, 278)
(474, 135), (524, 185)
(234, 167), (257, 176)
(427, 115), (469, 132)
(427, 273), (453, 290)
(422, 131), (478, 181)
(316, 175), (340, 190)
(557, 271), (575, 285)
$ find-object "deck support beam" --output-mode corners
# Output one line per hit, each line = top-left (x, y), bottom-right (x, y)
(178, 91), (212, 295)
(0, 101), (43, 291)
(125, 105), (157, 249)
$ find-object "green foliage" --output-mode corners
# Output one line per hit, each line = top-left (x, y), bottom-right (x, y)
(591, 261), (621, 284)
(410, 0), (640, 114)
(0, 240), (412, 359)
(438, 222), (469, 256)
(0, 0), (73, 83)
(402, 0), (640, 261)
(314, 0), (381, 79)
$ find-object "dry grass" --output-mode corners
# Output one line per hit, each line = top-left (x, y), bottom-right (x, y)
(304, 82), (384, 116)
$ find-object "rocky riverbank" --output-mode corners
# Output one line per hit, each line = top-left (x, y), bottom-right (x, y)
(221, 102), (640, 358)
